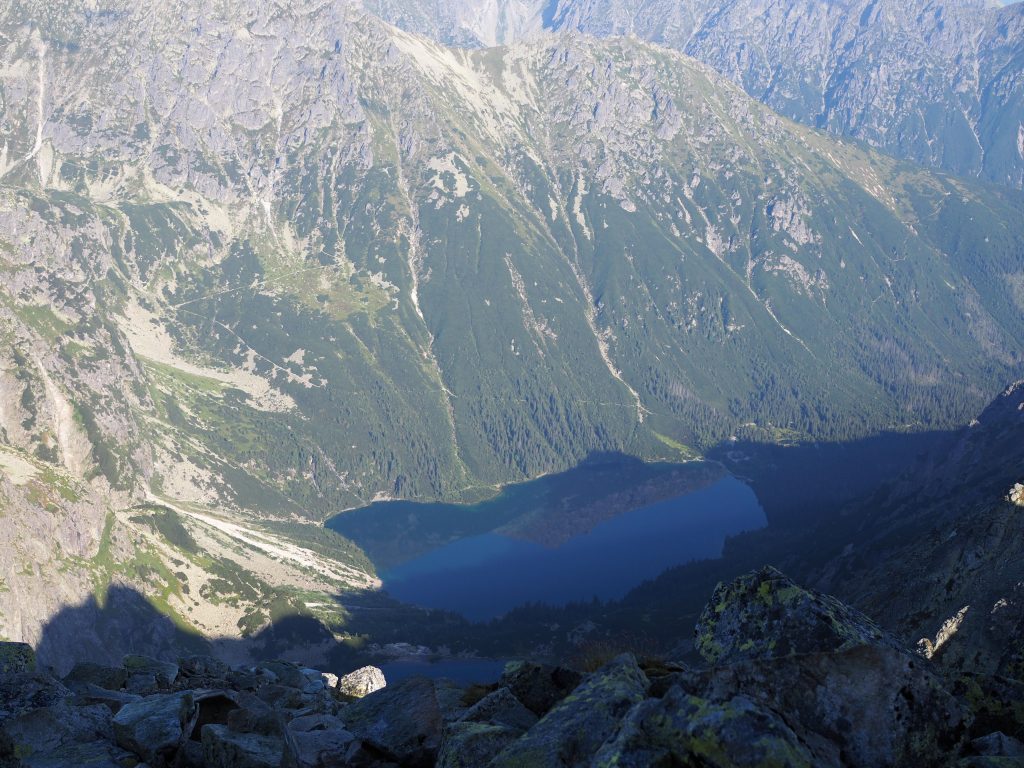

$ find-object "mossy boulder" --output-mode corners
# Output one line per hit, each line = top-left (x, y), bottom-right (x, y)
(953, 673), (1024, 742)
(593, 687), (814, 767)
(0, 643), (36, 676)
(490, 654), (648, 768)
(497, 660), (582, 717)
(0, 672), (69, 720)
(112, 690), (195, 766)
(459, 686), (538, 731)
(695, 645), (971, 767)
(437, 721), (521, 768)
(0, 701), (135, 767)
(202, 723), (283, 768)
(695, 566), (899, 664)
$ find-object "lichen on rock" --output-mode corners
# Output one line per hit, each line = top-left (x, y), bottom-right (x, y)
(694, 566), (899, 665)
(0, 644), (35, 676)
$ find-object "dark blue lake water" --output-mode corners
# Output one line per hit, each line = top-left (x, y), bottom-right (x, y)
(380, 658), (508, 685)
(331, 466), (765, 621)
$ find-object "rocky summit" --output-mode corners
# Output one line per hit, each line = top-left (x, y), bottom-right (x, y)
(2, 568), (1023, 767)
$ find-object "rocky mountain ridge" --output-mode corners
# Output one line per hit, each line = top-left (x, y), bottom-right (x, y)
(367, 0), (1024, 189)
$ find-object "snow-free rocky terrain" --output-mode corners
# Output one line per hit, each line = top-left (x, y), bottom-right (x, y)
(3, 567), (1023, 766)
(1, 0), (1023, 671)
(368, 0), (1024, 189)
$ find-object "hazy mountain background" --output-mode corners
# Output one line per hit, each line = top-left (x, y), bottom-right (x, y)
(0, 0), (1022, 666)
(366, 0), (1024, 188)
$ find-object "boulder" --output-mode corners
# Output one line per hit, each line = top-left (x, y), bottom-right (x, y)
(256, 683), (310, 711)
(592, 688), (813, 767)
(0, 643), (36, 675)
(458, 686), (537, 731)
(125, 673), (160, 695)
(226, 667), (262, 692)
(257, 661), (307, 690)
(282, 713), (355, 768)
(342, 676), (445, 765)
(496, 661), (582, 716)
(971, 731), (1024, 757)
(437, 722), (521, 768)
(320, 672), (339, 689)
(490, 654), (648, 768)
(63, 661), (128, 691)
(68, 683), (142, 714)
(334, 666), (386, 699)
(226, 696), (282, 737)
(695, 566), (901, 665)
(178, 655), (230, 683)
(0, 672), (70, 721)
(1007, 482), (1024, 506)
(123, 655), (180, 689)
(695, 645), (970, 767)
(112, 690), (194, 766)
(202, 723), (283, 768)
(0, 701), (135, 767)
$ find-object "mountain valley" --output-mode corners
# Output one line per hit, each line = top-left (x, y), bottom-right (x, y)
(0, 1), (1023, 764)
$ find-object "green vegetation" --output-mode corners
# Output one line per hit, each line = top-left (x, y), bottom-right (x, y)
(129, 505), (198, 554)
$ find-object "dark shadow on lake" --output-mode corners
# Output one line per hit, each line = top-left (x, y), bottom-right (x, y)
(31, 429), (961, 681)
(328, 453), (766, 620)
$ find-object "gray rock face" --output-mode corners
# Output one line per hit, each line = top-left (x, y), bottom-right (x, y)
(458, 686), (537, 731)
(112, 691), (195, 766)
(694, 645), (971, 767)
(490, 654), (649, 768)
(0, 644), (36, 676)
(334, 665), (386, 699)
(202, 724), (284, 768)
(342, 677), (445, 765)
(67, 683), (141, 714)
(282, 714), (355, 768)
(1, 0), (1023, 669)
(63, 662), (129, 692)
(592, 688), (813, 768)
(0, 701), (136, 768)
(694, 565), (900, 665)
(123, 655), (180, 690)
(179, 655), (230, 681)
(0, 673), (69, 721)
(971, 731), (1024, 758)
(496, 661), (582, 717)
(437, 721), (522, 768)
(257, 661), (308, 691)
(374, 0), (1024, 189)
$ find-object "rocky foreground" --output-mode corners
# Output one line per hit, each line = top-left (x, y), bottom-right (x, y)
(2, 567), (1023, 767)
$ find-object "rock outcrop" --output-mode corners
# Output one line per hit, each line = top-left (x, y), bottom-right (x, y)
(3, 567), (1020, 766)
(694, 565), (901, 664)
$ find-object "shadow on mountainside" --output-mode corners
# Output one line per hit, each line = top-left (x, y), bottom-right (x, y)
(34, 585), (361, 677)
(34, 420), (999, 677)
(707, 427), (956, 528)
(35, 587), (211, 675)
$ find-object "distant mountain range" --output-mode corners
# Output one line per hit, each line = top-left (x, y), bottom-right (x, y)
(0, 0), (1022, 658)
(366, 0), (1024, 188)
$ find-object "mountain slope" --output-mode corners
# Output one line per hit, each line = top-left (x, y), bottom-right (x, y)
(367, 0), (1024, 189)
(0, 0), (1023, 650)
